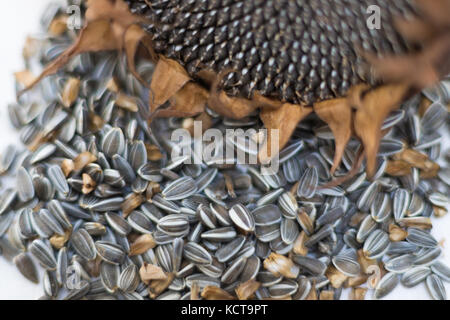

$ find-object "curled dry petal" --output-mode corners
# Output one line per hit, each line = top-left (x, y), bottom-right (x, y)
(139, 262), (167, 284)
(259, 103), (313, 164)
(121, 193), (145, 217)
(201, 286), (236, 300)
(82, 173), (96, 194)
(314, 98), (352, 174)
(363, 0), (450, 90)
(351, 83), (410, 178)
(208, 91), (260, 119)
(263, 252), (299, 279)
(357, 249), (377, 274)
(62, 78), (81, 108)
(14, 70), (37, 87)
(73, 152), (97, 171)
(149, 56), (190, 112)
(385, 160), (413, 176)
(190, 282), (200, 300)
(325, 265), (348, 289)
(116, 93), (138, 112)
(151, 82), (208, 120)
(235, 279), (261, 300)
(129, 234), (156, 256)
(19, 0), (153, 95)
(148, 272), (174, 298)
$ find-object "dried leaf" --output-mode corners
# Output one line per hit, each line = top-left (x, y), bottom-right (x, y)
(351, 83), (410, 178)
(121, 193), (145, 217)
(148, 272), (174, 298)
(151, 82), (208, 120)
(149, 56), (190, 112)
(259, 103), (313, 163)
(350, 287), (368, 300)
(314, 98), (352, 174)
(49, 15), (68, 36)
(146, 144), (163, 161)
(325, 265), (348, 289)
(389, 224), (408, 242)
(319, 290), (334, 300)
(61, 159), (75, 177)
(14, 70), (37, 87)
(358, 249), (377, 273)
(19, 0), (152, 95)
(23, 36), (40, 61)
(190, 281), (200, 300)
(201, 286), (236, 300)
(124, 24), (157, 85)
(139, 262), (167, 284)
(434, 205), (448, 218)
(62, 78), (81, 108)
(385, 160), (413, 176)
(106, 78), (120, 93)
(363, 0), (450, 90)
(73, 151), (97, 171)
(293, 231), (309, 256)
(116, 93), (138, 112)
(235, 279), (261, 300)
(82, 173), (96, 194)
(345, 275), (368, 288)
(263, 252), (299, 279)
(129, 234), (156, 256)
(49, 229), (72, 249)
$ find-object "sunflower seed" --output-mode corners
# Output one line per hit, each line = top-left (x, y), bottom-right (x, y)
(385, 254), (415, 273)
(162, 176), (198, 201)
(401, 266), (431, 287)
(374, 272), (399, 299)
(119, 264), (140, 293)
(95, 241), (126, 265)
(13, 252), (39, 284)
(29, 239), (57, 270)
(16, 167), (35, 202)
(406, 228), (438, 248)
(183, 242), (213, 265)
(229, 204), (255, 232)
(100, 261), (120, 293)
(71, 228), (96, 261)
(297, 167), (318, 199)
(364, 229), (390, 261)
(426, 274), (447, 300)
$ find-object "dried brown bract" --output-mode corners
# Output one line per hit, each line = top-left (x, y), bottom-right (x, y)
(263, 252), (299, 279)
(139, 262), (167, 284)
(201, 286), (236, 300)
(121, 193), (145, 217)
(129, 234), (156, 256)
(235, 279), (261, 300)
(73, 151), (97, 171)
(389, 224), (409, 242)
(62, 78), (80, 108)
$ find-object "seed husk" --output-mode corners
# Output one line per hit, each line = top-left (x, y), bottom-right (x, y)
(263, 253), (299, 279)
(229, 204), (255, 232)
(129, 234), (156, 256)
(426, 274), (447, 300)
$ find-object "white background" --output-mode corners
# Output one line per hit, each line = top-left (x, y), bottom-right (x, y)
(0, 0), (449, 300)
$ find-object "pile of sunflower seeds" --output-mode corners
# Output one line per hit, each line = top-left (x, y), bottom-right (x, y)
(0, 2), (449, 300)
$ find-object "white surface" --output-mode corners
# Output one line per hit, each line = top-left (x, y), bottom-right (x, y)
(0, 0), (449, 300)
